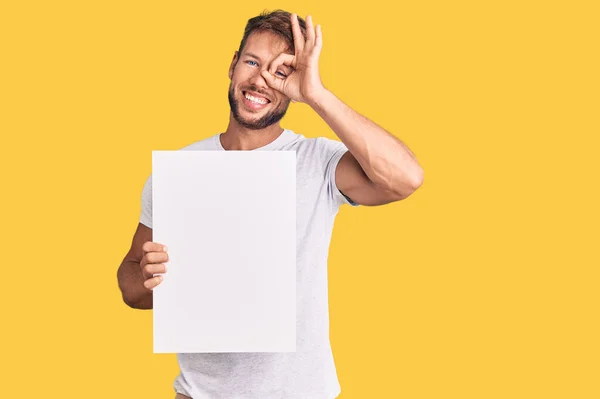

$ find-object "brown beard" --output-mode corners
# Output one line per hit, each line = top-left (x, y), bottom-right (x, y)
(228, 83), (291, 130)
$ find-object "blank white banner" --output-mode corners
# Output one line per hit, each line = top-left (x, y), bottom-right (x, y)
(152, 150), (296, 353)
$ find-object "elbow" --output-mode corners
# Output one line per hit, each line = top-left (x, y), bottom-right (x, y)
(410, 166), (424, 190)
(389, 166), (424, 200)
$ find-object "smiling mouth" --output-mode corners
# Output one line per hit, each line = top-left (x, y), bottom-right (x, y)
(243, 91), (271, 105)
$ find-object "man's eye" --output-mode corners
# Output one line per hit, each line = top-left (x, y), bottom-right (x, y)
(246, 60), (258, 66)
(276, 71), (287, 77)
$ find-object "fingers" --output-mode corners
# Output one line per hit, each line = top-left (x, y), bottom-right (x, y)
(261, 70), (285, 93)
(142, 262), (167, 276)
(305, 15), (315, 48)
(142, 260), (167, 290)
(142, 241), (167, 253)
(269, 53), (295, 75)
(141, 249), (168, 273)
(314, 24), (322, 53)
(141, 257), (168, 290)
(140, 241), (169, 290)
(291, 13), (304, 53)
(140, 248), (168, 269)
(144, 275), (163, 290)
(292, 14), (322, 59)
(144, 250), (169, 264)
(142, 243), (168, 265)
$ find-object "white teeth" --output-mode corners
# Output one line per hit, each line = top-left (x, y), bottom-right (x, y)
(245, 92), (268, 105)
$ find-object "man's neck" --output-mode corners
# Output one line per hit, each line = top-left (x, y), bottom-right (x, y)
(220, 119), (284, 151)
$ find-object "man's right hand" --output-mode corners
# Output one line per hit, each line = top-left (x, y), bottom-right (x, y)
(140, 241), (169, 290)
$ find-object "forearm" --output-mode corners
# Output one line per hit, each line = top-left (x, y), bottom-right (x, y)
(117, 260), (153, 309)
(308, 89), (423, 193)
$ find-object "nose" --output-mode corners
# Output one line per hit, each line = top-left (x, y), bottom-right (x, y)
(248, 67), (269, 90)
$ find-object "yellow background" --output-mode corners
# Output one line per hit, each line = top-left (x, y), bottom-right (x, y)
(1, 0), (598, 397)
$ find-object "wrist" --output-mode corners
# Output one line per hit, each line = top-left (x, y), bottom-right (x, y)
(307, 87), (334, 113)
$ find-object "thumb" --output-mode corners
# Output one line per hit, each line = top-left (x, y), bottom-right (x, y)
(261, 70), (285, 93)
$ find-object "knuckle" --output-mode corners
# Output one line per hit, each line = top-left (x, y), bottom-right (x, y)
(146, 277), (158, 290)
(146, 264), (156, 274)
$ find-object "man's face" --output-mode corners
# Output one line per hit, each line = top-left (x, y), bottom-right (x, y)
(228, 31), (294, 130)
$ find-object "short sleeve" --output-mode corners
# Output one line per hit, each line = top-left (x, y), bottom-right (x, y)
(140, 175), (153, 228)
(319, 138), (359, 208)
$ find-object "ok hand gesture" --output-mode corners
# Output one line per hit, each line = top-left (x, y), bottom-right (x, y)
(261, 14), (326, 104)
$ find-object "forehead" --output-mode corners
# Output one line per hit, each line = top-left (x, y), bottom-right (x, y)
(241, 31), (292, 60)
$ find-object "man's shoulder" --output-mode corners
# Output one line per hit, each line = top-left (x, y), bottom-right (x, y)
(290, 133), (346, 156)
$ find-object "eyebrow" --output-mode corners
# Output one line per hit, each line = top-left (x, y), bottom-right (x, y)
(243, 52), (263, 62)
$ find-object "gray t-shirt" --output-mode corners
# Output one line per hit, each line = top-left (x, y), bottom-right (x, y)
(140, 129), (358, 399)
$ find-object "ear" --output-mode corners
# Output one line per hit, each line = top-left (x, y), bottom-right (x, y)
(228, 51), (239, 80)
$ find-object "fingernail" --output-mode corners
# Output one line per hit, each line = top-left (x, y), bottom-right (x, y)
(163, 246), (168, 252)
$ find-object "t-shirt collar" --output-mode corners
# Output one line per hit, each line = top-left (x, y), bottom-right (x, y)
(214, 129), (297, 151)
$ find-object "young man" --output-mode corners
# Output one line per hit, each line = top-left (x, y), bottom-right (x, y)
(117, 9), (423, 399)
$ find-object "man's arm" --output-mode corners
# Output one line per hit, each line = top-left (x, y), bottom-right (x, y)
(309, 89), (424, 206)
(261, 14), (423, 206)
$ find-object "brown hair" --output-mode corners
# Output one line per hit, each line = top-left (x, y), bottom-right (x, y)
(236, 9), (307, 56)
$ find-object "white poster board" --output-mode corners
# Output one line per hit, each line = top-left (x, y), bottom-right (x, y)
(152, 150), (296, 353)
